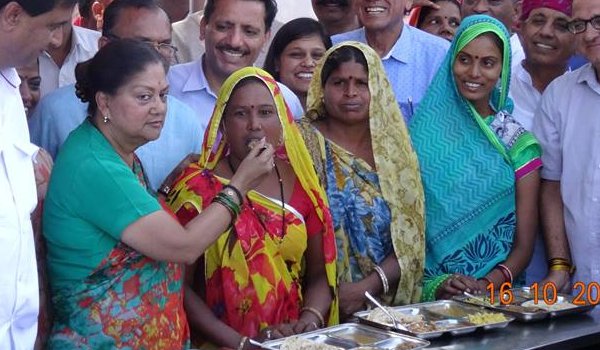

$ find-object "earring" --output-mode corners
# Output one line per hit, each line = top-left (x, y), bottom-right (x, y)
(103, 113), (110, 123)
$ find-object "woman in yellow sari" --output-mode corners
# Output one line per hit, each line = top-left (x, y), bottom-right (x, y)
(299, 42), (426, 319)
(167, 67), (337, 349)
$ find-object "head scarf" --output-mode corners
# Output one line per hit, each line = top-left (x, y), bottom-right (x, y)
(196, 66), (339, 324)
(304, 41), (426, 305)
(521, 0), (572, 20)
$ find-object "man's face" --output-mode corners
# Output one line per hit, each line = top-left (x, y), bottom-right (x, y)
(354, 0), (411, 33)
(462, 0), (518, 32)
(572, 0), (600, 70)
(520, 8), (575, 67)
(312, 0), (354, 26)
(200, 0), (269, 81)
(7, 3), (72, 68)
(107, 7), (175, 63)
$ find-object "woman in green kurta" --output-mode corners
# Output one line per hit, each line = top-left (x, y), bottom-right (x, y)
(43, 39), (274, 349)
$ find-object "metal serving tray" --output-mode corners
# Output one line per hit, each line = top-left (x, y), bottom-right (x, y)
(260, 323), (430, 350)
(354, 300), (513, 339)
(454, 287), (597, 322)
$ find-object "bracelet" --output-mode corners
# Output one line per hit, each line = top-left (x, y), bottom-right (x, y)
(237, 336), (248, 350)
(216, 192), (241, 216)
(301, 306), (325, 327)
(497, 264), (513, 284)
(549, 263), (576, 275)
(158, 183), (171, 196)
(373, 265), (390, 295)
(223, 184), (244, 204)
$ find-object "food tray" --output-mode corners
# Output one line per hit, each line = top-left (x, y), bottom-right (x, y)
(354, 300), (513, 339)
(260, 323), (430, 349)
(454, 287), (597, 322)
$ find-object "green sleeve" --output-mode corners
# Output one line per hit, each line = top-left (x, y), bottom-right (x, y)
(71, 157), (161, 240)
(421, 274), (453, 302)
(508, 131), (542, 170)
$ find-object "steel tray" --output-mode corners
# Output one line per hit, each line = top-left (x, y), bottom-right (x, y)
(454, 287), (596, 322)
(260, 323), (430, 350)
(354, 300), (513, 339)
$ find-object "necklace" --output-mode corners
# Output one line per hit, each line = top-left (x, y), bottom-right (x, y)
(227, 157), (286, 237)
(0, 70), (17, 89)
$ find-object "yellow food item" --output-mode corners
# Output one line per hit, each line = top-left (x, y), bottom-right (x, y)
(466, 312), (507, 325)
(280, 337), (342, 350)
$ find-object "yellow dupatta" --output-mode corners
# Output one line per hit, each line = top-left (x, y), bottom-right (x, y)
(299, 42), (426, 304)
(168, 67), (338, 335)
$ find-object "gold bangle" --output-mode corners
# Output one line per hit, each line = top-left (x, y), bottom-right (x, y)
(301, 306), (325, 327)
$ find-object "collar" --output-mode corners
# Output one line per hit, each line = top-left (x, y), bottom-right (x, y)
(381, 25), (411, 63)
(576, 63), (600, 95)
(71, 26), (98, 53)
(0, 68), (20, 89)
(182, 56), (216, 97)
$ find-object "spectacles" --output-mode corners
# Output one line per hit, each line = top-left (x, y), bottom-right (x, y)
(568, 15), (600, 34)
(103, 34), (178, 58)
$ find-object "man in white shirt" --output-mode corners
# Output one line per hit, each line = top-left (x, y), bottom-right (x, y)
(510, 0), (575, 287)
(38, 22), (100, 97)
(0, 1), (75, 348)
(532, 0), (600, 294)
(168, 0), (303, 132)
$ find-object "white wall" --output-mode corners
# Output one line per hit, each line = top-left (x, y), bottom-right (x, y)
(275, 0), (316, 23)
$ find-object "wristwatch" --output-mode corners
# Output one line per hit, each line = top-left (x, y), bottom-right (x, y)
(222, 187), (240, 204)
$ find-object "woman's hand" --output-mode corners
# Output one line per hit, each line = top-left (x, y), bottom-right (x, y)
(230, 138), (275, 194)
(292, 318), (321, 334)
(540, 270), (571, 293)
(33, 148), (53, 201)
(436, 274), (481, 300)
(338, 281), (368, 320)
(411, 0), (441, 10)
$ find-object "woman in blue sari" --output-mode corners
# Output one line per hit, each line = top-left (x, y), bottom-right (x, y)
(409, 15), (541, 301)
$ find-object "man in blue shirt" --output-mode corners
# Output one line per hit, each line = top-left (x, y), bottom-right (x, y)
(29, 0), (202, 191)
(167, 0), (303, 132)
(332, 0), (449, 122)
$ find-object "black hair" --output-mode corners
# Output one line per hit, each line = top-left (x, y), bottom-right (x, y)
(102, 0), (161, 36)
(78, 0), (93, 20)
(203, 0), (277, 31)
(480, 31), (504, 54)
(263, 17), (332, 81)
(417, 0), (461, 28)
(0, 0), (77, 16)
(320, 45), (368, 86)
(75, 38), (168, 116)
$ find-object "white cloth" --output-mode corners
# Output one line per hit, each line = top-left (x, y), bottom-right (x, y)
(510, 33), (525, 68)
(38, 26), (100, 97)
(0, 68), (39, 350)
(510, 61), (542, 130)
(532, 63), (600, 289)
(172, 11), (204, 64)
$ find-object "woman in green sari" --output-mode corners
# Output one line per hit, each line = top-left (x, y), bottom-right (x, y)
(299, 42), (426, 319)
(409, 15), (541, 301)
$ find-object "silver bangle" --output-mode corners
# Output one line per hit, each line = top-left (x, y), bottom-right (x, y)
(373, 265), (390, 295)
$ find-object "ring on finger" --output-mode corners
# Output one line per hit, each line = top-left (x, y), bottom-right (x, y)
(310, 321), (318, 329)
(265, 329), (272, 339)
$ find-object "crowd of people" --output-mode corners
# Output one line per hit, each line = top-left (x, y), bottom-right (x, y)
(1, 0), (598, 349)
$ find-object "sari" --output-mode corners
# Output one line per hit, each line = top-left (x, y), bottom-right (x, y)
(299, 42), (426, 305)
(408, 15), (542, 301)
(47, 150), (188, 349)
(167, 67), (338, 339)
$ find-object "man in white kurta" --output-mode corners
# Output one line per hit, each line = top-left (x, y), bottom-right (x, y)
(0, 1), (74, 348)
